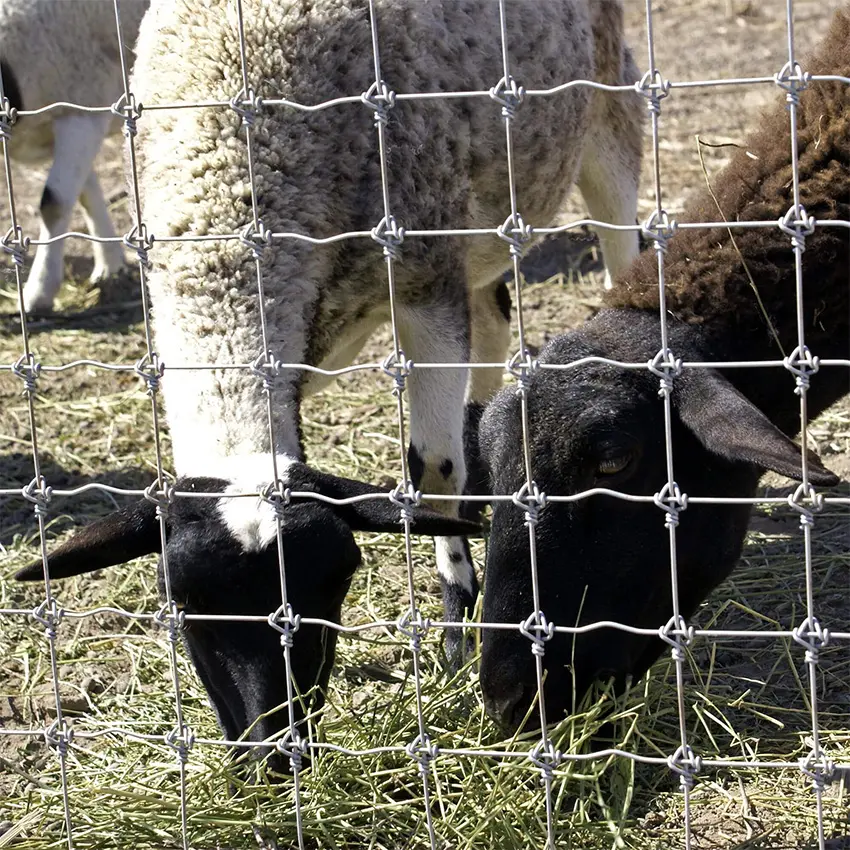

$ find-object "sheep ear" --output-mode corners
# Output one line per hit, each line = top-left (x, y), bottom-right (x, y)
(303, 469), (481, 536)
(15, 499), (162, 581)
(675, 369), (839, 486)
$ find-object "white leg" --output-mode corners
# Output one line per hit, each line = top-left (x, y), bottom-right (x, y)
(577, 138), (641, 290)
(79, 169), (125, 283)
(22, 114), (111, 313)
(462, 280), (512, 506)
(577, 63), (643, 290)
(467, 280), (511, 406)
(398, 300), (475, 665)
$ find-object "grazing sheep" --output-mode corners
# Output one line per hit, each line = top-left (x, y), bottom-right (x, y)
(478, 8), (849, 733)
(0, 0), (148, 314)
(17, 0), (644, 762)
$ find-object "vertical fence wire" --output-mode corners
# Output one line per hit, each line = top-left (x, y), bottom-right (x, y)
(110, 2), (194, 847)
(1, 20), (75, 850)
(365, 2), (442, 846)
(491, 2), (560, 846)
(780, 3), (831, 848)
(231, 0), (309, 845)
(640, 2), (699, 845)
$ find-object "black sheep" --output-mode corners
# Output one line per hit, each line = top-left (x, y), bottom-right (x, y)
(479, 7), (850, 732)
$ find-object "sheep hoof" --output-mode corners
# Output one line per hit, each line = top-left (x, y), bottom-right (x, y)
(89, 259), (126, 285)
(21, 289), (56, 317)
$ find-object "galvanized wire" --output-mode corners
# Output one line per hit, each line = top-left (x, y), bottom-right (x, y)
(1, 1), (848, 848)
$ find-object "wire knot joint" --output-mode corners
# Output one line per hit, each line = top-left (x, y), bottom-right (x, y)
(636, 69), (671, 114)
(641, 210), (677, 256)
(122, 223), (154, 269)
(13, 352), (41, 396)
(497, 212), (533, 260)
(530, 740), (563, 785)
(652, 481), (688, 529)
(250, 350), (282, 394)
(0, 90), (18, 140)
(397, 609), (431, 653)
(667, 744), (701, 791)
(519, 610), (555, 658)
(658, 614), (694, 663)
(154, 600), (186, 643)
(512, 481), (547, 530)
(44, 718), (74, 757)
(229, 87), (265, 128)
(1, 225), (29, 268)
(799, 748), (835, 793)
(110, 91), (143, 138)
(165, 724), (195, 763)
(792, 616), (830, 666)
(774, 61), (811, 108)
(370, 215), (405, 262)
(783, 344), (819, 396)
(22, 475), (52, 518)
(506, 348), (539, 396)
(32, 597), (63, 641)
(405, 733), (439, 775)
(134, 352), (165, 397)
(787, 480), (824, 529)
(778, 204), (816, 253)
(268, 603), (301, 649)
(276, 729), (309, 772)
(240, 219), (272, 261)
(647, 347), (682, 398)
(489, 75), (525, 120)
(388, 480), (422, 527)
(361, 80), (396, 127)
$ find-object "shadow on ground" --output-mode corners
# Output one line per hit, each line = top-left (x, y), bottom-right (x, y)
(0, 263), (144, 335)
(0, 450), (151, 548)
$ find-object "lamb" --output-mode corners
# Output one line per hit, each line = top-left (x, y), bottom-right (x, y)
(17, 0), (644, 765)
(478, 8), (849, 733)
(0, 0), (149, 314)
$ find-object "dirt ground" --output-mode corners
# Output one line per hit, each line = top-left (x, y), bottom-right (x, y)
(1, 1), (848, 848)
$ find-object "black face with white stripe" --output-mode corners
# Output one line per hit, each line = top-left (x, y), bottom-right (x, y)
(164, 477), (360, 773)
(16, 463), (480, 776)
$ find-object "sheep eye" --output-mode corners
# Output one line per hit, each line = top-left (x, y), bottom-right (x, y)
(596, 454), (632, 476)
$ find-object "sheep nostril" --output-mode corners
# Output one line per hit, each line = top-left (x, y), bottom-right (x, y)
(484, 682), (532, 732)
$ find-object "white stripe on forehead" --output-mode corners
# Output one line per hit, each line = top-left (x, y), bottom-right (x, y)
(214, 454), (296, 554)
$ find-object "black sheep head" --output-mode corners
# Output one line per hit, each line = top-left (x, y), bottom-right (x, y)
(16, 462), (478, 774)
(478, 309), (839, 733)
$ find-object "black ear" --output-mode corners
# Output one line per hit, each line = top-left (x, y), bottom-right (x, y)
(15, 499), (162, 581)
(296, 467), (481, 537)
(675, 369), (839, 486)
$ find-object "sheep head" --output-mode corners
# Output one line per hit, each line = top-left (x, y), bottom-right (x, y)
(477, 308), (839, 733)
(16, 461), (478, 775)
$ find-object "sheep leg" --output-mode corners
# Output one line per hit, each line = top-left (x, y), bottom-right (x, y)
(398, 303), (475, 668)
(79, 168), (125, 284)
(463, 280), (512, 519)
(22, 113), (111, 313)
(576, 94), (642, 290)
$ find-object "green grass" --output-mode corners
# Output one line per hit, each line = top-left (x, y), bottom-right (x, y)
(0, 269), (848, 849)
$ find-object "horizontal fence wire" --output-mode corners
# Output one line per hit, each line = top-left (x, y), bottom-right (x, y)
(0, 1), (848, 849)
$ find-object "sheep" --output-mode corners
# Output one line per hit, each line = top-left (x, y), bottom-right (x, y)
(16, 0), (644, 766)
(478, 7), (849, 733)
(0, 0), (149, 314)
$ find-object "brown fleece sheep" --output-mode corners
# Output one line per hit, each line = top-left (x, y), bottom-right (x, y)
(478, 7), (848, 732)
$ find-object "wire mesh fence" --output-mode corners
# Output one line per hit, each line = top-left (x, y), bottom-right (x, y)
(0, 1), (848, 848)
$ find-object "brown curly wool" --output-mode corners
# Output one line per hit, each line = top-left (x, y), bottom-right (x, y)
(607, 7), (850, 360)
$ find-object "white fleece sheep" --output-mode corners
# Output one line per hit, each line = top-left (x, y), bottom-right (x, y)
(130, 0), (644, 649)
(0, 0), (148, 313)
